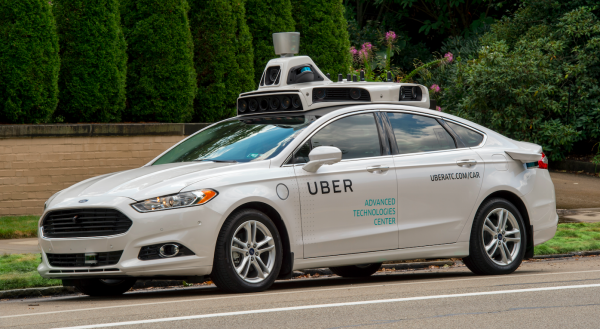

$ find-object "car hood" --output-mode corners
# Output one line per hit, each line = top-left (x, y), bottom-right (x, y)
(49, 162), (254, 207)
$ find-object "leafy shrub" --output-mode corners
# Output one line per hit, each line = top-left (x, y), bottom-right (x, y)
(0, 0), (59, 124)
(189, 0), (254, 122)
(291, 0), (352, 75)
(53, 0), (127, 123)
(121, 0), (197, 123)
(417, 2), (600, 160)
(246, 0), (295, 85)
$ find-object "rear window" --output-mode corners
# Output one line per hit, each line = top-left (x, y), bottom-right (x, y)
(446, 122), (484, 147)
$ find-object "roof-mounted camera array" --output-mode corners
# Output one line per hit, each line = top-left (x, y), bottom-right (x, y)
(238, 94), (303, 115)
(312, 88), (371, 102)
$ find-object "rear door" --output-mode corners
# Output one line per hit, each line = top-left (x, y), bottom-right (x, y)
(384, 111), (484, 249)
(291, 112), (399, 258)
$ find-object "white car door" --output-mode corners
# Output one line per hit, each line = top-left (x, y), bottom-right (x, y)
(291, 112), (398, 258)
(384, 112), (484, 249)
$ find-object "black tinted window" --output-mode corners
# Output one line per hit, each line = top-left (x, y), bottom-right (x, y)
(291, 141), (311, 164)
(311, 113), (381, 159)
(386, 113), (455, 154)
(447, 122), (484, 147)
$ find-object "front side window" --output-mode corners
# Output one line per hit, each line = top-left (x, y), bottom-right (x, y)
(386, 112), (455, 154)
(153, 116), (311, 165)
(311, 113), (382, 160)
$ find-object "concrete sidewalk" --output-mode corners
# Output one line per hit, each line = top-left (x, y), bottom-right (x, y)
(0, 238), (39, 255)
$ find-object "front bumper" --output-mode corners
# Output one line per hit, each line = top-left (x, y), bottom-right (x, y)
(38, 196), (221, 279)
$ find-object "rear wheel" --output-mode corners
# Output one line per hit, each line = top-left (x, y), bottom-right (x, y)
(211, 209), (283, 293)
(72, 278), (136, 297)
(463, 198), (526, 275)
(329, 263), (382, 278)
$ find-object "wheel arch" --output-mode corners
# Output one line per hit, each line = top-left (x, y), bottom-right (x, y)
(228, 201), (293, 278)
(476, 190), (534, 258)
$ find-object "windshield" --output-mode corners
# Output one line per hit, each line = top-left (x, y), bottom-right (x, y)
(153, 116), (311, 165)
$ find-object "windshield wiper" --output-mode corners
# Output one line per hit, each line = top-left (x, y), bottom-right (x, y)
(194, 159), (238, 163)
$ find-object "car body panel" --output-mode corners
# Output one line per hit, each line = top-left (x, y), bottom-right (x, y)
(38, 103), (558, 280)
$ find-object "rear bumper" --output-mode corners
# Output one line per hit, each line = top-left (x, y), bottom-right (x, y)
(534, 213), (558, 246)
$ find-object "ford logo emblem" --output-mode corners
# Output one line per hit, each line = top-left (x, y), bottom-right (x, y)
(79, 199), (88, 203)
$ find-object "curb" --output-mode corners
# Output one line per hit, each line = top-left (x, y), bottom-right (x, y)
(0, 286), (76, 299)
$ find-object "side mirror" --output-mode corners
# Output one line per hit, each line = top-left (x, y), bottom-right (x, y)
(302, 146), (342, 173)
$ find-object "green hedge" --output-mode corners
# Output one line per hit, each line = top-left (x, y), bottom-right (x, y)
(121, 0), (197, 123)
(291, 0), (351, 76)
(53, 0), (127, 123)
(190, 0), (254, 122)
(0, 0), (59, 124)
(417, 1), (600, 160)
(246, 0), (295, 85)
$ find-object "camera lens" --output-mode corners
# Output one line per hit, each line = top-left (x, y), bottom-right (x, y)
(281, 96), (291, 109)
(350, 88), (362, 100)
(269, 68), (279, 84)
(238, 99), (247, 113)
(248, 99), (258, 111)
(314, 89), (326, 100)
(259, 98), (269, 111)
(292, 95), (301, 109)
(270, 97), (280, 110)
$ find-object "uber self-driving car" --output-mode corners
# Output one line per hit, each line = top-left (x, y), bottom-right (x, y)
(38, 33), (557, 296)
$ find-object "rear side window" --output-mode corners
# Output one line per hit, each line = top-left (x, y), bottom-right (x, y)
(446, 122), (484, 147)
(311, 113), (382, 160)
(386, 113), (455, 154)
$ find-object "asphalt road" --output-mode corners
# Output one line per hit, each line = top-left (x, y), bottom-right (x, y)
(3, 256), (600, 329)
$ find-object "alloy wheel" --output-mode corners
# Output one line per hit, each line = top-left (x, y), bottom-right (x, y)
(481, 208), (521, 266)
(230, 220), (276, 283)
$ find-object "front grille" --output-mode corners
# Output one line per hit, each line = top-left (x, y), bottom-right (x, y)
(47, 251), (123, 267)
(312, 88), (371, 102)
(42, 209), (133, 238)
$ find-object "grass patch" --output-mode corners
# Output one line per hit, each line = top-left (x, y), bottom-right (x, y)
(0, 253), (61, 291)
(0, 216), (39, 239)
(535, 222), (600, 255)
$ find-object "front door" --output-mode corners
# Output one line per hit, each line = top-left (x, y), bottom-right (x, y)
(292, 112), (398, 258)
(384, 112), (484, 249)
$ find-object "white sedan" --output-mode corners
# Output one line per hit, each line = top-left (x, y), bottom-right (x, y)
(38, 56), (557, 296)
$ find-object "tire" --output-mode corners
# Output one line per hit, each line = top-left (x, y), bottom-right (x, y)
(463, 198), (527, 275)
(211, 209), (283, 293)
(72, 278), (136, 297)
(329, 263), (382, 278)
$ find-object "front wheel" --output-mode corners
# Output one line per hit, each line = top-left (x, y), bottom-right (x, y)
(72, 278), (136, 296)
(211, 209), (283, 293)
(329, 263), (382, 278)
(463, 198), (526, 275)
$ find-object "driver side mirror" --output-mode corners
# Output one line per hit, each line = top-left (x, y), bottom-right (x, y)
(302, 146), (342, 173)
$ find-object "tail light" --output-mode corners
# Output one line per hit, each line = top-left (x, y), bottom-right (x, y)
(538, 153), (548, 169)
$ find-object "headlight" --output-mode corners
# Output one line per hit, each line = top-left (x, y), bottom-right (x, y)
(131, 189), (218, 212)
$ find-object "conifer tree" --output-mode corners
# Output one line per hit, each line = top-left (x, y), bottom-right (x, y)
(121, 0), (197, 122)
(53, 0), (127, 122)
(291, 0), (351, 75)
(189, 0), (254, 122)
(245, 0), (294, 85)
(0, 0), (59, 124)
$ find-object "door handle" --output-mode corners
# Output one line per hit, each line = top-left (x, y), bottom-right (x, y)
(367, 165), (390, 173)
(456, 159), (477, 167)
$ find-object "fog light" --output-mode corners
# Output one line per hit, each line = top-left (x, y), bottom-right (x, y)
(159, 244), (180, 258)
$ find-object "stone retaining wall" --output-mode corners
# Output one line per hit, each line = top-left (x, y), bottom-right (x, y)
(0, 123), (208, 216)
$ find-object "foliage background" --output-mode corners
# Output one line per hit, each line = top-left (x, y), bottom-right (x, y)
(0, 0), (59, 124)
(53, 0), (127, 123)
(121, 0), (197, 123)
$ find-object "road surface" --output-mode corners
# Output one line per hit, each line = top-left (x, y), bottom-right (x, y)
(3, 255), (600, 328)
